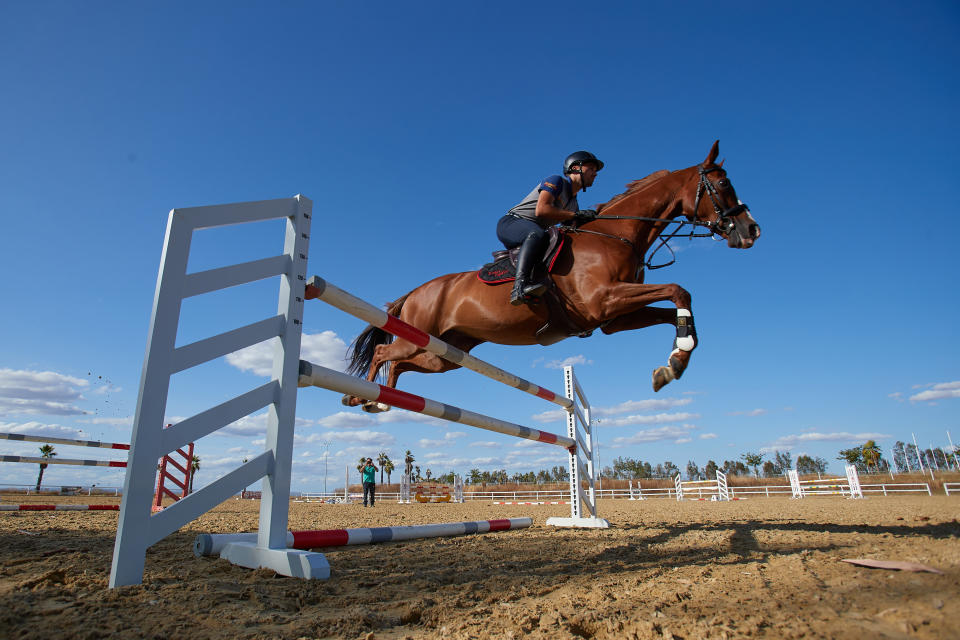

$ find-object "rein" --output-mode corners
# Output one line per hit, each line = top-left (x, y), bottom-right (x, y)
(564, 165), (749, 272)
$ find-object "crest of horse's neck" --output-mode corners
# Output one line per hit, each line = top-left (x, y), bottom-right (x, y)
(601, 169), (690, 250)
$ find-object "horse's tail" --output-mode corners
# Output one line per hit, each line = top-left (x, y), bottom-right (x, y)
(346, 293), (410, 377)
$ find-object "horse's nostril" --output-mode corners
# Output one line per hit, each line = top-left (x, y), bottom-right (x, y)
(749, 224), (761, 239)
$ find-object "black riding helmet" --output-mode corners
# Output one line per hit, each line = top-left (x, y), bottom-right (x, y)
(563, 150), (604, 174)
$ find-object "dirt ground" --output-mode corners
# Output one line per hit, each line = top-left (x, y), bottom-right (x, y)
(0, 495), (957, 640)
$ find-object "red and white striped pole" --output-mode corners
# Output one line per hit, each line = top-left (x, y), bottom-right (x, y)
(0, 455), (126, 467)
(0, 504), (119, 511)
(194, 517), (532, 557)
(298, 361), (574, 449)
(0, 432), (129, 450)
(193, 518), (533, 558)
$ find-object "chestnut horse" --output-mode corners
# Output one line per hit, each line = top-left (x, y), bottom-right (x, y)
(343, 141), (760, 412)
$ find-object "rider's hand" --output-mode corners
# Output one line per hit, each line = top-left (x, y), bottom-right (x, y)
(573, 209), (597, 222)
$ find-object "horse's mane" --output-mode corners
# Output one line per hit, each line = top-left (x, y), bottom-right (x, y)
(597, 169), (672, 212)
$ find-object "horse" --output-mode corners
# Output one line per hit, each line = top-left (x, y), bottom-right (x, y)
(341, 141), (760, 412)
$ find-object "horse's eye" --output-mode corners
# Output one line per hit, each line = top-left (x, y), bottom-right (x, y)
(718, 179), (730, 189)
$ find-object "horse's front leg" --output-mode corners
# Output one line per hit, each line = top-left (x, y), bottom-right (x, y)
(593, 283), (697, 392)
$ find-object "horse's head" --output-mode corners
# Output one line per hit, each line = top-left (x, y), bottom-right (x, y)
(688, 141), (761, 249)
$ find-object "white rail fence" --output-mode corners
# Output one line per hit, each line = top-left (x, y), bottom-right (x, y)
(287, 481), (935, 502)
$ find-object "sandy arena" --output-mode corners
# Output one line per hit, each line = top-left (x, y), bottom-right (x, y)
(1, 495), (957, 639)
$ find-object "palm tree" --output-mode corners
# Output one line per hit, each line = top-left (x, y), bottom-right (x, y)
(35, 444), (57, 492)
(383, 457), (395, 483)
(189, 455), (201, 493)
(404, 450), (415, 476)
(357, 457), (368, 474)
(861, 440), (883, 473)
(377, 452), (390, 483)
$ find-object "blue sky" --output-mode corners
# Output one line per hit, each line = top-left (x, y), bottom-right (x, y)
(1, 2), (957, 492)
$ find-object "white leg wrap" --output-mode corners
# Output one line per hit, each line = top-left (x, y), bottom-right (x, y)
(675, 309), (696, 351)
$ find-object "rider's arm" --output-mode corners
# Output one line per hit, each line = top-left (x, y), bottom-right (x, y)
(534, 189), (577, 224)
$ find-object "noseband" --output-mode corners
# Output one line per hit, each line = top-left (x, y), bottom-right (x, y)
(695, 166), (750, 236)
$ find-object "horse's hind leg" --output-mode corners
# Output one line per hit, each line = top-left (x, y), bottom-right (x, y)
(346, 341), (463, 413)
(341, 338), (421, 410)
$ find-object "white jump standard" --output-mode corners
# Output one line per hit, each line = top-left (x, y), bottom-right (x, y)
(674, 470), (731, 501)
(788, 465), (863, 499)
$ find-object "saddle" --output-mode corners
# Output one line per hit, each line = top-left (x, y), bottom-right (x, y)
(477, 227), (592, 346)
(477, 226), (566, 285)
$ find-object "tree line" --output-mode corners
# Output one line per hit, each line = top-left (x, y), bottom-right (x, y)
(360, 439), (960, 488)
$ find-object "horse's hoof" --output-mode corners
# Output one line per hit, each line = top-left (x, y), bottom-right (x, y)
(361, 402), (391, 413)
(669, 355), (686, 380)
(341, 394), (353, 406)
(652, 366), (675, 392)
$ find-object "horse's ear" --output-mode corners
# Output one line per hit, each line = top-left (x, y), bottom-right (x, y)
(704, 140), (720, 166)
(718, 158), (725, 167)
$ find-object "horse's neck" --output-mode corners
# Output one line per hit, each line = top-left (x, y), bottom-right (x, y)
(599, 168), (693, 253)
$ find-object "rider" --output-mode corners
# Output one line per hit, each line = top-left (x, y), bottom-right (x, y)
(497, 151), (603, 305)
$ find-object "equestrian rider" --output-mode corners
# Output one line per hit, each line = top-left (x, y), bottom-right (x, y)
(497, 151), (603, 305)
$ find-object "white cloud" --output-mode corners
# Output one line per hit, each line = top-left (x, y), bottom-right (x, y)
(909, 381), (960, 403)
(600, 412), (700, 427)
(544, 355), (593, 369)
(316, 411), (376, 429)
(419, 431), (468, 448)
(0, 421), (83, 439)
(0, 369), (90, 416)
(675, 438), (692, 444)
(699, 433), (718, 439)
(765, 431), (891, 448)
(727, 408), (767, 417)
(225, 331), (348, 377)
(92, 383), (122, 395)
(530, 408), (569, 423)
(598, 397), (693, 416)
(610, 424), (699, 445)
(219, 412), (311, 436)
(532, 397), (694, 423)
(79, 416), (133, 426)
(321, 430), (395, 445)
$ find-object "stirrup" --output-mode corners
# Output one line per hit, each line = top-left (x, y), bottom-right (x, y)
(510, 280), (531, 306)
(522, 281), (547, 297)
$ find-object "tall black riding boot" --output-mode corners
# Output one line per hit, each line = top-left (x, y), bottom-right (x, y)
(510, 234), (547, 305)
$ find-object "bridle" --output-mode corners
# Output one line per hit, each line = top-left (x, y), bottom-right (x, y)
(563, 164), (751, 271)
(693, 165), (750, 237)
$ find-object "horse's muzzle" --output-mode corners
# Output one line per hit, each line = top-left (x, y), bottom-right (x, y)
(726, 210), (761, 249)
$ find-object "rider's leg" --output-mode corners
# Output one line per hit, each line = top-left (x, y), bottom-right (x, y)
(510, 231), (547, 305)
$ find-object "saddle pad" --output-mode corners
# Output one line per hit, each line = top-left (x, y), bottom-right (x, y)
(477, 232), (566, 285)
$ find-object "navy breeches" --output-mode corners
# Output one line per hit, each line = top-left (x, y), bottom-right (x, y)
(497, 215), (547, 250)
